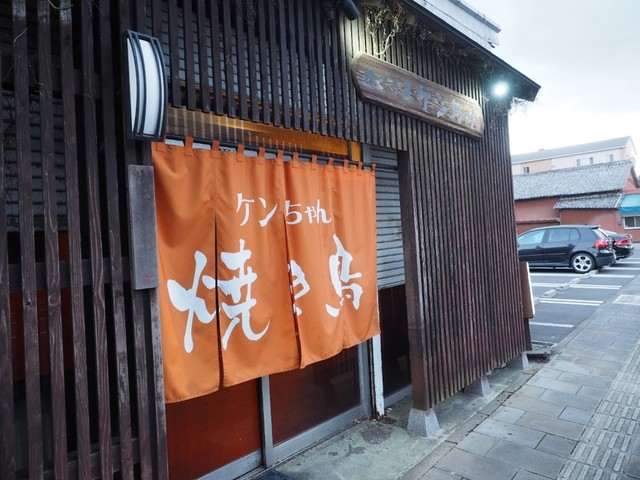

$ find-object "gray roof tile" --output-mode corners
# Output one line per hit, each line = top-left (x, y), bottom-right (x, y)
(513, 160), (634, 200)
(554, 193), (622, 210)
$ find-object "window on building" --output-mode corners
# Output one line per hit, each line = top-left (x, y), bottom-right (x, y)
(577, 157), (594, 167)
(605, 153), (614, 162)
(522, 166), (530, 174)
(624, 216), (640, 229)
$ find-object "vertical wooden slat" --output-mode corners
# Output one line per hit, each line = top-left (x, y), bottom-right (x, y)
(131, 285), (154, 480)
(147, 290), (169, 480)
(235, 1), (248, 119)
(13, 1), (44, 478)
(355, 18), (366, 142)
(331, 14), (349, 138)
(436, 131), (451, 400)
(297, 2), (310, 131)
(59, 1), (91, 477)
(267, 1), (281, 127)
(221, 0), (235, 117)
(167, 0), (182, 107)
(99, 0), (135, 476)
(330, 15), (343, 138)
(429, 127), (446, 401)
(337, 16), (350, 140)
(287, 0), (301, 130)
(183, 0), (197, 110)
(322, 9), (334, 137)
(246, 2), (259, 122)
(0, 23), (16, 479)
(79, 0), (112, 476)
(37, 1), (68, 477)
(208, 0), (223, 115)
(278, 0), (291, 129)
(196, 0), (211, 112)
(257, 1), (270, 124)
(343, 16), (358, 141)
(313, 5), (326, 135)
(151, 0), (163, 39)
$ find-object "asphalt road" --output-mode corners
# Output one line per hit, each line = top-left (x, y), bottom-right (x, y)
(527, 256), (640, 346)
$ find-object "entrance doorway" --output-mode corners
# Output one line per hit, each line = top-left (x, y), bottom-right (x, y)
(363, 145), (412, 404)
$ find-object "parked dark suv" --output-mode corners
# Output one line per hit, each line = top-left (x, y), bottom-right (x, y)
(517, 225), (615, 273)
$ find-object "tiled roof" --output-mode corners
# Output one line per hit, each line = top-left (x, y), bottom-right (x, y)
(513, 160), (634, 200)
(554, 193), (622, 210)
(511, 136), (631, 164)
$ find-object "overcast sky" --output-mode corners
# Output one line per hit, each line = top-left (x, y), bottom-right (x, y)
(467, 0), (640, 156)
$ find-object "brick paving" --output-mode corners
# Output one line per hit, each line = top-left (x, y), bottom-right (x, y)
(415, 274), (640, 480)
(558, 340), (640, 479)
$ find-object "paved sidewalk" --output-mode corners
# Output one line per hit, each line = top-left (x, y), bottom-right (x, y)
(273, 271), (640, 480)
(406, 275), (640, 480)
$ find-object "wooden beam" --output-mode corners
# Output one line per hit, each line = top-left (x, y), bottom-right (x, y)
(166, 108), (361, 161)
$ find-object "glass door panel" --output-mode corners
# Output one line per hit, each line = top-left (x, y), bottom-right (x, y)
(166, 380), (261, 480)
(269, 346), (361, 445)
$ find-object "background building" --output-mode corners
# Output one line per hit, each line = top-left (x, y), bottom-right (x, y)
(512, 136), (637, 175)
(513, 161), (640, 241)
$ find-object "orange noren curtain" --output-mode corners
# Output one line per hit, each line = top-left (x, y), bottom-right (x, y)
(153, 140), (378, 402)
(215, 148), (299, 386)
(154, 140), (220, 402)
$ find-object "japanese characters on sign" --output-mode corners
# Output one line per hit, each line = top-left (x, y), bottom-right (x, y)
(351, 52), (485, 138)
(153, 140), (379, 402)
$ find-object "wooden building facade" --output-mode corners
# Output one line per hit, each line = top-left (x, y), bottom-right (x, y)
(1, 0), (539, 478)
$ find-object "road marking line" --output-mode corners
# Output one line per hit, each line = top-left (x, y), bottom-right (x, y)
(530, 321), (574, 328)
(530, 273), (589, 277)
(570, 284), (622, 290)
(595, 274), (635, 278)
(532, 283), (622, 290)
(539, 298), (602, 306)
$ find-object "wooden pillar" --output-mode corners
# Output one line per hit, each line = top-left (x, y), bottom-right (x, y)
(398, 140), (439, 436)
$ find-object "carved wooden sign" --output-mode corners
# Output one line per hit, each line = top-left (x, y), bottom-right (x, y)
(351, 52), (484, 138)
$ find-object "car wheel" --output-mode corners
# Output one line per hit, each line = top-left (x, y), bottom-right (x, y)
(571, 253), (595, 273)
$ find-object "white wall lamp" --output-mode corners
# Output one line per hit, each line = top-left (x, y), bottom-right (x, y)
(123, 30), (167, 141)
(492, 80), (510, 98)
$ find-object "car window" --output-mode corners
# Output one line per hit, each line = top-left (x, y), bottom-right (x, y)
(518, 230), (545, 246)
(546, 228), (571, 243)
(569, 228), (580, 244)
